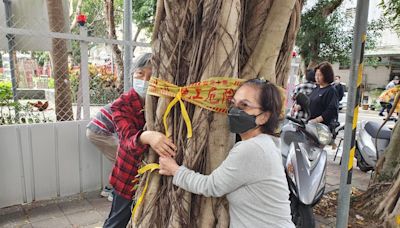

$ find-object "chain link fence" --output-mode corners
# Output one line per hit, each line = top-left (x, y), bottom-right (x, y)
(0, 0), (150, 125)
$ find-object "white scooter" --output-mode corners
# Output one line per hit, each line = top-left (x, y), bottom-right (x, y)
(281, 93), (332, 228)
(355, 121), (392, 172)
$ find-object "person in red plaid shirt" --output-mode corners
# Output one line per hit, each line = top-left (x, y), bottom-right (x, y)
(104, 53), (177, 228)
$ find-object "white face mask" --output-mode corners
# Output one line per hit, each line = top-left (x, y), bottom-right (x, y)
(133, 79), (149, 98)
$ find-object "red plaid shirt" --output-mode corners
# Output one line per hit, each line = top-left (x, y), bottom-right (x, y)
(110, 89), (148, 200)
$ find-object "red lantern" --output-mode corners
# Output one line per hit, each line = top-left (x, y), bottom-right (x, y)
(292, 51), (297, 57)
(77, 13), (87, 26)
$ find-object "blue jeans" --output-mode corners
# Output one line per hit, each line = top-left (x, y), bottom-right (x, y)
(379, 102), (392, 115)
(103, 191), (133, 228)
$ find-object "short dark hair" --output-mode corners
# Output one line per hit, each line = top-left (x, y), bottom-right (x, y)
(335, 75), (341, 79)
(315, 61), (334, 84)
(305, 69), (316, 82)
(240, 79), (282, 135)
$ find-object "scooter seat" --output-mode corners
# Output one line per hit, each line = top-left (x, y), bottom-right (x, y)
(364, 121), (392, 140)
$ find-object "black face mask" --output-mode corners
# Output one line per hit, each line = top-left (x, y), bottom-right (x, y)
(227, 107), (262, 134)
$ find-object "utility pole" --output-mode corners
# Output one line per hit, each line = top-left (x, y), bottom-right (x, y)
(123, 0), (132, 92)
(336, 0), (369, 227)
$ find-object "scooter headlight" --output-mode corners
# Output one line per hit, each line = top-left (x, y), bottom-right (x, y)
(315, 123), (332, 145)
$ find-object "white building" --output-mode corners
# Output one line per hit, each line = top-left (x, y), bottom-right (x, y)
(332, 0), (400, 90)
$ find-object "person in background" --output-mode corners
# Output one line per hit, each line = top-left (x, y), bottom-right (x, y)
(379, 75), (399, 117)
(289, 69), (316, 120)
(159, 79), (295, 228)
(333, 75), (345, 102)
(103, 53), (177, 228)
(378, 85), (400, 119)
(386, 75), (399, 90)
(308, 62), (338, 127)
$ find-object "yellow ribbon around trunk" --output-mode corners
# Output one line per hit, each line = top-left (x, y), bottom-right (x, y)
(147, 77), (244, 138)
(131, 163), (160, 221)
(163, 88), (193, 138)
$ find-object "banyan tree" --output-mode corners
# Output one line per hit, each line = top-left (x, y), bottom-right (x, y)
(133, 0), (303, 227)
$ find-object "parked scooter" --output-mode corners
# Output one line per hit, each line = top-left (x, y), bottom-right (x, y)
(281, 93), (332, 227)
(355, 121), (392, 172)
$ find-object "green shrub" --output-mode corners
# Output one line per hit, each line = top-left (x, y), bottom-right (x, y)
(69, 68), (121, 105)
(48, 78), (55, 89)
(0, 81), (12, 102)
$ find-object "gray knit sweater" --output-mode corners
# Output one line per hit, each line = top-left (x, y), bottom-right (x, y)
(173, 134), (294, 228)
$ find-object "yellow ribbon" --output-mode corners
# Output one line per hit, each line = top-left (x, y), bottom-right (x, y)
(131, 163), (160, 221)
(148, 77), (244, 138)
(163, 88), (192, 138)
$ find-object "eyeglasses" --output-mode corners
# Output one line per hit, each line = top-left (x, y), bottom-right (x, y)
(227, 98), (262, 111)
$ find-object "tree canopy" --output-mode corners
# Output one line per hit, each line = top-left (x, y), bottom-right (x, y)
(380, 0), (400, 34)
(296, 0), (384, 69)
(132, 0), (156, 34)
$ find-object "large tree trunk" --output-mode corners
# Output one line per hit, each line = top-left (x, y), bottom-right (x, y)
(133, 0), (300, 227)
(354, 94), (400, 227)
(104, 0), (124, 90)
(275, 0), (304, 86)
(46, 0), (74, 121)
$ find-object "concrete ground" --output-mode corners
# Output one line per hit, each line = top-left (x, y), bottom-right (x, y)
(0, 191), (110, 228)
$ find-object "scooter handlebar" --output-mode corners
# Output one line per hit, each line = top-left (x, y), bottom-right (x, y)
(286, 116), (305, 126)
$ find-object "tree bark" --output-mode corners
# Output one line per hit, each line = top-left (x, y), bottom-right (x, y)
(240, 0), (296, 82)
(132, 28), (142, 56)
(46, 0), (74, 121)
(275, 0), (304, 86)
(321, 0), (345, 17)
(104, 0), (124, 89)
(133, 0), (301, 227)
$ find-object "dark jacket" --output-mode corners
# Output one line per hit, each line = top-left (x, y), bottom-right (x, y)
(309, 85), (339, 126)
(333, 83), (345, 101)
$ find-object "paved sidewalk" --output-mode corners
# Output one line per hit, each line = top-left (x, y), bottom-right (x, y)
(313, 140), (373, 227)
(0, 148), (372, 228)
(0, 191), (110, 228)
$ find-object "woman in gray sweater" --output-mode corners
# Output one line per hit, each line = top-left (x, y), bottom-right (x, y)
(159, 79), (295, 228)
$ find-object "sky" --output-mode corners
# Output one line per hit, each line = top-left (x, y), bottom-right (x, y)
(304, 0), (382, 22)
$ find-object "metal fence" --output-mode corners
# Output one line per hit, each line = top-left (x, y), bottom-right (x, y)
(0, 0), (150, 125)
(0, 120), (114, 208)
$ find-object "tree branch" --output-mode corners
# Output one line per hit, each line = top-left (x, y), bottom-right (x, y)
(321, 0), (344, 17)
(70, 0), (83, 30)
(132, 28), (142, 56)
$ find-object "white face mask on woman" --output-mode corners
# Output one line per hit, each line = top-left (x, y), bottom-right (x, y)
(133, 79), (149, 98)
